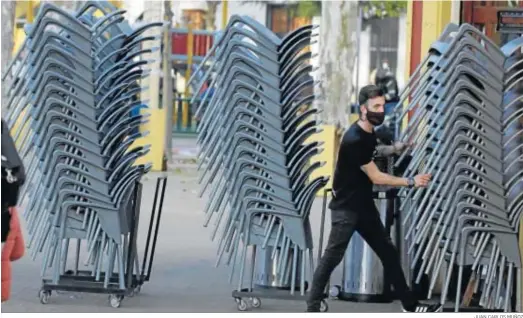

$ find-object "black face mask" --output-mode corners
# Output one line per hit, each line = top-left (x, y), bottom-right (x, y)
(365, 108), (385, 126)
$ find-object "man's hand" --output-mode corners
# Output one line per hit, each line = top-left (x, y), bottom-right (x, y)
(362, 161), (414, 187)
(413, 174), (431, 188)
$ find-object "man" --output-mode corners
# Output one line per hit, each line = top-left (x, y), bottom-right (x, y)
(306, 85), (442, 313)
(1, 119), (25, 302)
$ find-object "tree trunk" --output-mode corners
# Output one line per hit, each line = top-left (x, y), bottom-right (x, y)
(205, 1), (219, 31)
(1, 1), (16, 112)
(317, 0), (358, 129)
(163, 0), (174, 162)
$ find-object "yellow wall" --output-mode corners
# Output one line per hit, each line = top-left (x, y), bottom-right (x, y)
(420, 1), (452, 58)
(12, 1), (40, 53)
(133, 108), (167, 170)
(134, 68), (165, 171)
(309, 125), (338, 193)
(401, 0), (452, 132)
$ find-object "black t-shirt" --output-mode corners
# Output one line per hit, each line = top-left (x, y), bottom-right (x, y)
(329, 123), (377, 216)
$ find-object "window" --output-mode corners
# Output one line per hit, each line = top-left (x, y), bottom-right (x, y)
(267, 4), (313, 38)
(291, 16), (310, 30)
(368, 17), (400, 77)
(269, 6), (289, 36)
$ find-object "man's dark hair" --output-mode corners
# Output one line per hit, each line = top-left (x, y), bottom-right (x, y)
(358, 84), (384, 106)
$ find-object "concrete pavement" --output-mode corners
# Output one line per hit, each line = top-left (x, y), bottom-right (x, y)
(2, 170), (404, 313)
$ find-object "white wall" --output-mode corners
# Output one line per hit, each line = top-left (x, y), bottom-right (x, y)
(396, 13), (407, 90)
(123, 0), (145, 24)
(450, 1), (461, 24)
(172, 0), (208, 26)
(214, 1), (268, 29)
(357, 25), (371, 91)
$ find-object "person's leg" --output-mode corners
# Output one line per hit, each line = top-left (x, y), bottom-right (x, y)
(307, 215), (357, 311)
(355, 203), (418, 310)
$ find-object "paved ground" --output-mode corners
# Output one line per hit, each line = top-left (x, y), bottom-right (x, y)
(3, 157), (406, 313)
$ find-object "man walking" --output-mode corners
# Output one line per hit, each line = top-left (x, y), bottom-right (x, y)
(306, 85), (442, 313)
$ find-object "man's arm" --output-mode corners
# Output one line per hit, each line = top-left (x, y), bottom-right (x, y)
(360, 161), (409, 187)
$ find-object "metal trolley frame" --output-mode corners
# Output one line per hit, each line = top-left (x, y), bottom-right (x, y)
(38, 177), (167, 308)
(231, 188), (332, 312)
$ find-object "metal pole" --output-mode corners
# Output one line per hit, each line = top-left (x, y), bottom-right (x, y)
(183, 26), (194, 131)
(27, 0), (33, 23)
(222, 0), (228, 29)
(163, 0), (174, 162)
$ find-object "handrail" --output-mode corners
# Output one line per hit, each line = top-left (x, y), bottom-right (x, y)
(170, 28), (217, 36)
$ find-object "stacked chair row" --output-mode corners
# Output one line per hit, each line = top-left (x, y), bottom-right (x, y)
(392, 23), (522, 312)
(1, 1), (161, 307)
(191, 15), (329, 311)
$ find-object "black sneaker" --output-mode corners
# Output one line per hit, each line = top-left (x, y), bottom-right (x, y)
(306, 302), (321, 312)
(403, 303), (443, 312)
(306, 308), (320, 312)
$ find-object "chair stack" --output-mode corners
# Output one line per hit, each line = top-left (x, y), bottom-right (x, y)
(392, 23), (522, 312)
(500, 35), (523, 311)
(1, 1), (161, 293)
(191, 15), (328, 303)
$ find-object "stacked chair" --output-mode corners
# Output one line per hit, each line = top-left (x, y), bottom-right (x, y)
(190, 15), (329, 311)
(1, 1), (162, 308)
(392, 23), (523, 312)
(501, 34), (523, 312)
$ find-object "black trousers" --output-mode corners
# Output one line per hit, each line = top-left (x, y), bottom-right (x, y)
(307, 202), (417, 310)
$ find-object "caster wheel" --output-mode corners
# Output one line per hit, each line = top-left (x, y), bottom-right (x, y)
(320, 300), (329, 312)
(134, 285), (141, 295)
(39, 289), (51, 305)
(250, 297), (261, 308)
(128, 289), (135, 297)
(329, 285), (341, 298)
(235, 298), (248, 311)
(109, 294), (123, 308)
